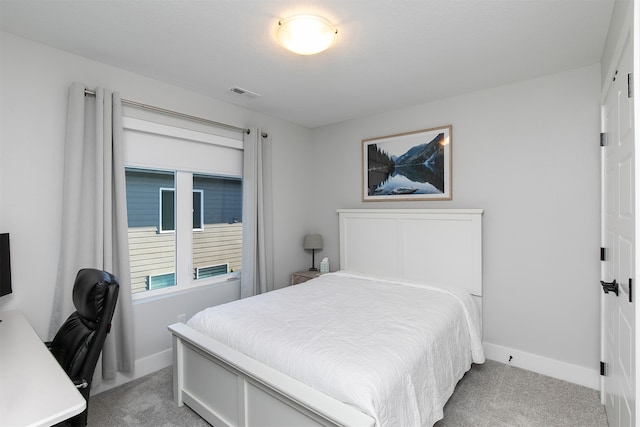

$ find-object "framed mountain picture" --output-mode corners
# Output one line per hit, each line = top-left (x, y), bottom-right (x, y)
(362, 125), (452, 201)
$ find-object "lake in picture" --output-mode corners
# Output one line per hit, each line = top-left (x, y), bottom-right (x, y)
(367, 131), (446, 197)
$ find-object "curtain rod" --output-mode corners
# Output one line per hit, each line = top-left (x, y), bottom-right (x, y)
(84, 89), (249, 134)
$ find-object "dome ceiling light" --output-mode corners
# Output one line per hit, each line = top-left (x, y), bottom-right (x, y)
(276, 15), (337, 55)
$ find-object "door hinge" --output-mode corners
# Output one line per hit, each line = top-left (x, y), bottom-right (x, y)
(600, 133), (607, 147)
(600, 361), (606, 376)
(600, 247), (606, 261)
(629, 278), (633, 303)
(628, 73), (633, 98)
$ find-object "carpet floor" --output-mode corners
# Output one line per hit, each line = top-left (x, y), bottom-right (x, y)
(88, 360), (608, 426)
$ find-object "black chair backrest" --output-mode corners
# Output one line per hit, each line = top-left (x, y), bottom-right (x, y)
(49, 268), (119, 393)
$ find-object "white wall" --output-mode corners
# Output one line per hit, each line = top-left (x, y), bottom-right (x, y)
(0, 32), (312, 389)
(310, 65), (602, 388)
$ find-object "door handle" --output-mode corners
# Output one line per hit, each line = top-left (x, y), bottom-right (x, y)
(601, 280), (619, 296)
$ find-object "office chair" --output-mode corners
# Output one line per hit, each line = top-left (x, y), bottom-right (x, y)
(46, 268), (119, 426)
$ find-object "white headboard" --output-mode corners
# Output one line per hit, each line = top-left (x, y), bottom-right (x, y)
(338, 209), (483, 297)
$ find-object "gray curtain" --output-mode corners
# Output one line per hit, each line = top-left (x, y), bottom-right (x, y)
(241, 128), (274, 297)
(49, 82), (135, 382)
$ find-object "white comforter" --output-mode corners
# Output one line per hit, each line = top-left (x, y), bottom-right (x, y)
(187, 271), (484, 427)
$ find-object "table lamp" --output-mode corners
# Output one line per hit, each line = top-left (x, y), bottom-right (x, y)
(303, 234), (323, 271)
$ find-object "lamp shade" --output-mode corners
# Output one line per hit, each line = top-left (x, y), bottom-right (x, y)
(303, 234), (323, 250)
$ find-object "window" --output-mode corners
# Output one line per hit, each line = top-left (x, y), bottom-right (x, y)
(160, 188), (175, 232)
(193, 190), (203, 230)
(122, 117), (244, 296)
(158, 188), (204, 232)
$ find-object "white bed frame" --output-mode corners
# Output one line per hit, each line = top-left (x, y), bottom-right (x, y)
(169, 209), (483, 427)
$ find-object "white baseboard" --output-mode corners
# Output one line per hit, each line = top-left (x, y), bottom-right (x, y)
(483, 341), (600, 390)
(91, 348), (173, 396)
(91, 343), (600, 395)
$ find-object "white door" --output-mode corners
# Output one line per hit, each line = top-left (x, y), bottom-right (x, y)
(601, 32), (635, 427)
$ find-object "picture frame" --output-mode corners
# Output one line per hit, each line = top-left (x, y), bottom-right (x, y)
(362, 125), (452, 201)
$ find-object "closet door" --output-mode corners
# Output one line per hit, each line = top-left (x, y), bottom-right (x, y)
(601, 31), (635, 427)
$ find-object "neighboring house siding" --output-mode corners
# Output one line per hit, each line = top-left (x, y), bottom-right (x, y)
(125, 170), (242, 229)
(129, 226), (175, 293)
(195, 174), (242, 224)
(128, 223), (242, 293)
(193, 223), (242, 274)
(126, 169), (173, 228)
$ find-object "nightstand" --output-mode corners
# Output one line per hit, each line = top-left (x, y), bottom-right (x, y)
(290, 270), (322, 285)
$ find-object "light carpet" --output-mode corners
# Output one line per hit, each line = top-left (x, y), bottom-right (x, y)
(89, 360), (608, 426)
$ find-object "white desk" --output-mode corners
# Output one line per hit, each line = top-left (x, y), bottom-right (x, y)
(0, 310), (86, 427)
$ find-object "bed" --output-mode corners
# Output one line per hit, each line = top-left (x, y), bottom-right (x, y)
(169, 208), (484, 427)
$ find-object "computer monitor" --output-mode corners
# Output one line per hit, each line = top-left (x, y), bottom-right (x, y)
(0, 233), (12, 297)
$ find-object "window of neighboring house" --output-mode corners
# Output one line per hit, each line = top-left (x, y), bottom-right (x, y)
(158, 188), (204, 232)
(193, 189), (203, 230)
(160, 188), (175, 232)
(122, 117), (244, 297)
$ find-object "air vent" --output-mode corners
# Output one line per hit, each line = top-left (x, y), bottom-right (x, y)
(230, 86), (261, 98)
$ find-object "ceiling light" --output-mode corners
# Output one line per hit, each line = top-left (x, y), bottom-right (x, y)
(277, 15), (337, 55)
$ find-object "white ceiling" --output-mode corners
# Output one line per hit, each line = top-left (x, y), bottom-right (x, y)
(0, 0), (614, 128)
